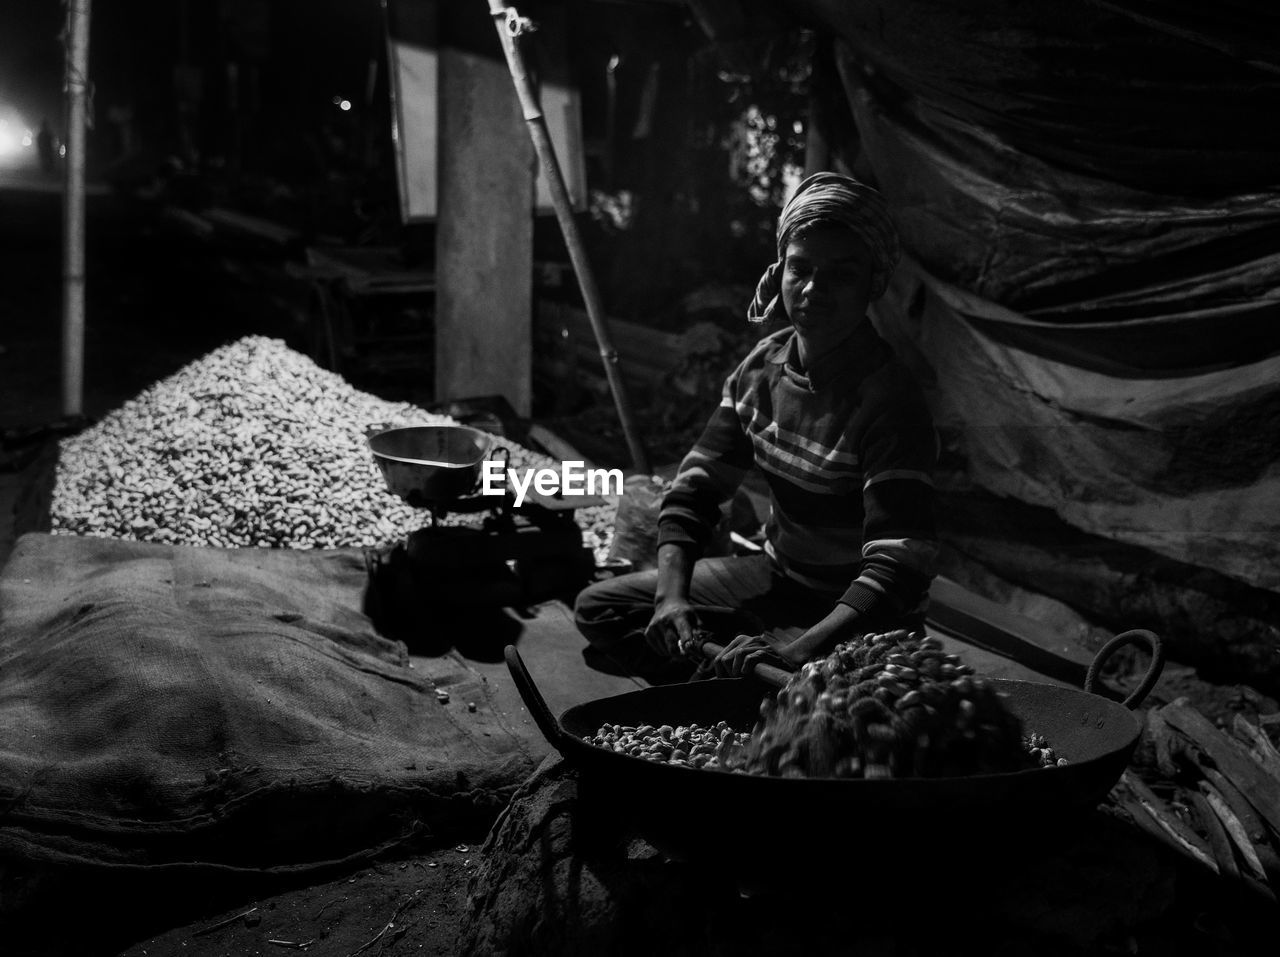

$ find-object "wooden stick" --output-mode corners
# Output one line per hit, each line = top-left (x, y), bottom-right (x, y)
(1120, 771), (1218, 874)
(1199, 781), (1267, 882)
(1199, 765), (1272, 848)
(1191, 790), (1241, 883)
(346, 890), (420, 957)
(1160, 703), (1280, 836)
(1144, 707), (1183, 778)
(699, 640), (792, 689)
(1199, 763), (1280, 891)
(1115, 785), (1217, 875)
(193, 906), (259, 937)
(1117, 790), (1197, 864)
(1232, 714), (1280, 783)
(485, 0), (651, 474)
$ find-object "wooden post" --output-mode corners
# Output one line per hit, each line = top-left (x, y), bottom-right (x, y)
(435, 5), (533, 416)
(61, 0), (92, 417)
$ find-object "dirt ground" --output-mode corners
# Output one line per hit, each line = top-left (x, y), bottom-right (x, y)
(118, 843), (484, 957)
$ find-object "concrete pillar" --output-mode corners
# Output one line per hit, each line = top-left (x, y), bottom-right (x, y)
(435, 15), (534, 416)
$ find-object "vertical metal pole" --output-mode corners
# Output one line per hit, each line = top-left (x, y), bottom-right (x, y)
(62, 0), (92, 417)
(484, 0), (651, 475)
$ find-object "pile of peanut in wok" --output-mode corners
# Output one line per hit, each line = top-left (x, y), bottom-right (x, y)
(586, 630), (1067, 779)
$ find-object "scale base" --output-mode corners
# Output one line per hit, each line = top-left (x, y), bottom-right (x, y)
(365, 506), (597, 629)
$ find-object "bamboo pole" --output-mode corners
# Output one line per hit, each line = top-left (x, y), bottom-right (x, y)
(484, 0), (651, 475)
(62, 0), (92, 417)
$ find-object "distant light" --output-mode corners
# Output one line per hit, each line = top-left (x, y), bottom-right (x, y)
(339, 99), (351, 112)
(59, 144), (66, 157)
(22, 131), (32, 147)
(332, 95), (342, 105)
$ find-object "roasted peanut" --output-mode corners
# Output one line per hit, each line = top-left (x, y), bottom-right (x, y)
(52, 337), (620, 562)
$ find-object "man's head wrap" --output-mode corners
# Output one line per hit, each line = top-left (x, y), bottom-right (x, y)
(747, 172), (900, 325)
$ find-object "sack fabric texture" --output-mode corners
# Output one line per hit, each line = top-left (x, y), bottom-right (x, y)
(0, 533), (536, 946)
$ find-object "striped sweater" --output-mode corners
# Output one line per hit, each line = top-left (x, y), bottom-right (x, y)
(657, 322), (938, 618)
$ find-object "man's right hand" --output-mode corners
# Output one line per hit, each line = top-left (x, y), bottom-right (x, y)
(645, 599), (700, 659)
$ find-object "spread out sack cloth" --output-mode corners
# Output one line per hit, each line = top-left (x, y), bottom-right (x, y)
(0, 533), (536, 942)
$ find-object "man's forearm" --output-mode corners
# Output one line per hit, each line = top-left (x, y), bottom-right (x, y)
(654, 542), (695, 605)
(782, 602), (862, 663)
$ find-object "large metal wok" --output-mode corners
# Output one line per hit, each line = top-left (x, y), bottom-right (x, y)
(505, 629), (1164, 877)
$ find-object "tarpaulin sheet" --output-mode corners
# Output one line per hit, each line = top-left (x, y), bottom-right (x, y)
(834, 52), (1280, 376)
(792, 0), (1280, 192)
(767, 1), (1280, 607)
(0, 534), (535, 890)
(873, 260), (1280, 595)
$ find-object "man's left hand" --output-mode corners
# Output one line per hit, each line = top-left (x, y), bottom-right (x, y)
(712, 633), (798, 678)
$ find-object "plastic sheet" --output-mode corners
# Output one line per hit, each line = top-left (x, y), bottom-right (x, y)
(772, 0), (1280, 604)
(834, 53), (1280, 375)
(793, 0), (1280, 192)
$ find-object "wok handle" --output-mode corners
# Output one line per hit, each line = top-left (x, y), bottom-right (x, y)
(1084, 629), (1165, 710)
(503, 644), (573, 755)
(699, 641), (793, 690)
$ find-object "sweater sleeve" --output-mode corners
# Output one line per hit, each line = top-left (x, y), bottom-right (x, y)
(656, 364), (756, 556)
(838, 377), (939, 618)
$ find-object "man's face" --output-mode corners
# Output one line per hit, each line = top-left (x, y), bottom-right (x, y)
(780, 225), (874, 346)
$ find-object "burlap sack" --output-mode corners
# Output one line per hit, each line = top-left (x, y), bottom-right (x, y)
(0, 533), (536, 951)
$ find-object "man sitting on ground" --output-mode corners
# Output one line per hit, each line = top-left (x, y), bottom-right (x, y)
(575, 172), (938, 682)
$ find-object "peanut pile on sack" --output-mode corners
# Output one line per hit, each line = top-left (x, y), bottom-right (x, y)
(50, 336), (617, 561)
(587, 630), (1065, 779)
